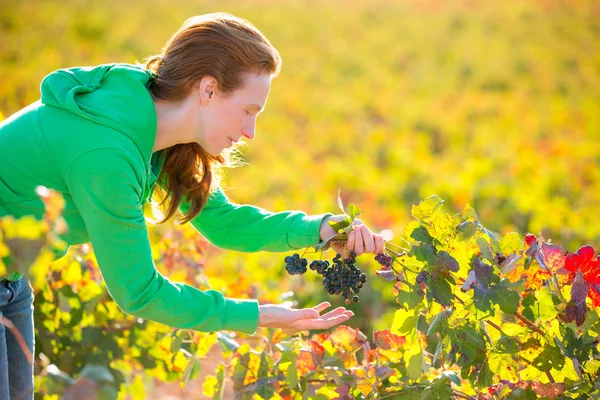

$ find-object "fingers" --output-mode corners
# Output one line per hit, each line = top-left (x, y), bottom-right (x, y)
(312, 301), (332, 313)
(375, 235), (385, 255)
(294, 312), (352, 331)
(319, 306), (351, 319)
(360, 225), (376, 254)
(352, 225), (364, 255)
(347, 230), (355, 256)
(348, 222), (385, 256)
(292, 308), (319, 320)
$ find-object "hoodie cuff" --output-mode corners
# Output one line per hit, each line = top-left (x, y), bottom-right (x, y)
(222, 298), (260, 335)
(287, 212), (335, 250)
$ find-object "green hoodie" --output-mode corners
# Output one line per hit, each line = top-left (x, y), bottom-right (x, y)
(0, 63), (332, 334)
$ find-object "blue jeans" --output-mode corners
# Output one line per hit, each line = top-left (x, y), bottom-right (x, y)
(0, 276), (34, 400)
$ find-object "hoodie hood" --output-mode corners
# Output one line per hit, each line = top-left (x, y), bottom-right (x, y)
(40, 63), (158, 166)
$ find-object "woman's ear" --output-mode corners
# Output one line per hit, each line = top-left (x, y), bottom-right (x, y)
(198, 76), (218, 105)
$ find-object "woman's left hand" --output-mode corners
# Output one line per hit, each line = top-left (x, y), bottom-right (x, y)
(319, 215), (385, 256)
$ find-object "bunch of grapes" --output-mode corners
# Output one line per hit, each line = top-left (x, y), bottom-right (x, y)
(375, 252), (393, 268)
(284, 249), (395, 305)
(284, 253), (308, 275)
(285, 251), (367, 305)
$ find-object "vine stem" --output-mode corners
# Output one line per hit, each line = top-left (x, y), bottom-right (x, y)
(456, 276), (556, 383)
(453, 390), (477, 400)
(514, 313), (547, 338)
(456, 277), (549, 340)
(484, 315), (556, 383)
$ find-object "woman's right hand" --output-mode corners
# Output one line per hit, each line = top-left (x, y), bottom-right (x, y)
(258, 301), (353, 332)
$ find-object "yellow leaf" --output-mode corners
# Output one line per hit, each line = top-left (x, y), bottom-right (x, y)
(14, 216), (47, 240)
(553, 357), (580, 382)
(64, 261), (82, 283)
(316, 385), (340, 398)
(202, 375), (218, 397)
(173, 350), (188, 373)
(130, 374), (146, 400)
(78, 280), (103, 302)
(391, 308), (419, 336)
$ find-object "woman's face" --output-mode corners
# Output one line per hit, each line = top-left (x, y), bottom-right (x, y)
(196, 72), (271, 156)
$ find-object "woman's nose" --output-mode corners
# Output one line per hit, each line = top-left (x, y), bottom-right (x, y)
(242, 122), (256, 139)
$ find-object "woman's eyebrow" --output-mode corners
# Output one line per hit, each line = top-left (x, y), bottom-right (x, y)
(248, 103), (265, 112)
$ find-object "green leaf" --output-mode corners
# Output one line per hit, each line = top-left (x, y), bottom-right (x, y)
(456, 221), (477, 241)
(432, 339), (444, 368)
(476, 237), (493, 262)
(391, 308), (419, 336)
(495, 335), (519, 354)
(79, 364), (115, 383)
(410, 225), (434, 245)
(256, 379), (276, 399)
(473, 360), (494, 389)
(491, 279), (521, 315)
(411, 196), (444, 222)
(407, 351), (423, 380)
(427, 274), (454, 307)
(521, 293), (536, 322)
(531, 344), (565, 372)
(181, 357), (200, 384)
(286, 355), (298, 388)
(337, 188), (346, 215)
(506, 387), (537, 400)
(436, 371), (461, 386)
(396, 283), (424, 309)
(347, 203), (362, 221)
(537, 286), (559, 322)
(433, 251), (459, 273)
(258, 352), (270, 378)
(170, 330), (185, 354)
(216, 332), (240, 352)
(232, 352), (250, 391)
(421, 376), (453, 400)
(97, 384), (119, 400)
(427, 308), (453, 336)
(412, 244), (435, 265)
(449, 325), (487, 369)
(328, 219), (350, 232)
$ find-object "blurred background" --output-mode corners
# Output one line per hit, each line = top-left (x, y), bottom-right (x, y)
(1, 0), (599, 396)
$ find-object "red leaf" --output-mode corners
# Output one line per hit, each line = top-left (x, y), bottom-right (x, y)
(537, 243), (566, 273)
(525, 234), (537, 246)
(532, 382), (566, 399)
(565, 246), (600, 285)
(589, 284), (600, 308)
(373, 330), (406, 350)
(335, 385), (351, 399)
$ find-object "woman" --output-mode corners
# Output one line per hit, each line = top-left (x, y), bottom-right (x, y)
(0, 13), (385, 398)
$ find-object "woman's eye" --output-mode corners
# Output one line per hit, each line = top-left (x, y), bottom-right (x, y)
(245, 110), (251, 115)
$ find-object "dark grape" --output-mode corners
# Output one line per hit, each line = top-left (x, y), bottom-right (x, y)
(284, 253), (308, 275)
(284, 250), (366, 304)
(375, 252), (392, 268)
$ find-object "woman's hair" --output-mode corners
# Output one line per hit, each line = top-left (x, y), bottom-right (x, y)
(142, 13), (282, 224)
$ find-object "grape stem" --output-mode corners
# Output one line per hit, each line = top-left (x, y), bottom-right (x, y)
(385, 240), (410, 252)
(384, 247), (406, 258)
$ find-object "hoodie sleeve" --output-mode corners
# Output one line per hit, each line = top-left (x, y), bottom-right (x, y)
(64, 148), (259, 334)
(182, 187), (333, 253)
